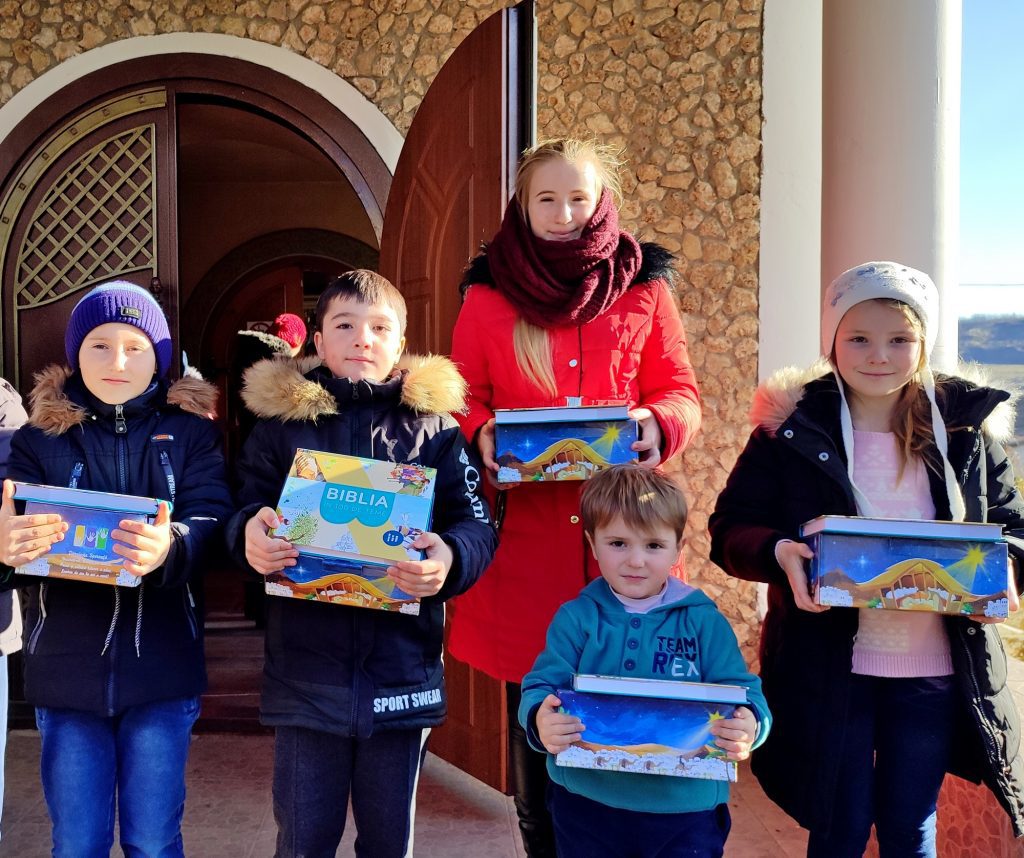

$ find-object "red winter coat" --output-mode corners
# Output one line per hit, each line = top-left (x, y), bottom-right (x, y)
(448, 246), (702, 682)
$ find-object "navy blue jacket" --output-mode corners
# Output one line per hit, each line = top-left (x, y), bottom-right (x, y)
(225, 354), (497, 737)
(710, 366), (1024, 836)
(0, 366), (232, 715)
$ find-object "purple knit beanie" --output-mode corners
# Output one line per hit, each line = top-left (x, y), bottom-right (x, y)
(65, 281), (172, 377)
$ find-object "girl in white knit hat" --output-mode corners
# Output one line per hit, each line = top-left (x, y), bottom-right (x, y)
(709, 261), (1024, 856)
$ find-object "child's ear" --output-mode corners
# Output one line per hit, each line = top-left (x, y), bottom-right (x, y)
(584, 530), (595, 551)
(313, 330), (324, 359)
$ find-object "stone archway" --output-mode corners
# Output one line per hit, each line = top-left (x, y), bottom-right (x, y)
(0, 33), (403, 175)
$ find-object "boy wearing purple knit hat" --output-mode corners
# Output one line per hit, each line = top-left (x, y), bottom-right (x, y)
(0, 280), (233, 857)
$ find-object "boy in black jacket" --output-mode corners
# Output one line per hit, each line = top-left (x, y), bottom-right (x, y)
(226, 270), (497, 858)
(0, 282), (232, 856)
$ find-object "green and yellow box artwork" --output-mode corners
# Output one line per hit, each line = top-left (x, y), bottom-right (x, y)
(266, 449), (437, 615)
(801, 515), (1010, 618)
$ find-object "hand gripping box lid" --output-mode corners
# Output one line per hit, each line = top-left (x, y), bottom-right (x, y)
(494, 403), (638, 484)
(12, 482), (166, 588)
(800, 515), (1009, 618)
(266, 449), (437, 615)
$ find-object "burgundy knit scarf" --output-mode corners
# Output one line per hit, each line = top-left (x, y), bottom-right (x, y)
(486, 188), (642, 328)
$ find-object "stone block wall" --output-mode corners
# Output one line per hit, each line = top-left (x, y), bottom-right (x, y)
(0, 0), (765, 656)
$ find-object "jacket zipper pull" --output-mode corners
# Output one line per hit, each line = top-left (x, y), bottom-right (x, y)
(68, 462), (84, 489)
(115, 404), (127, 434)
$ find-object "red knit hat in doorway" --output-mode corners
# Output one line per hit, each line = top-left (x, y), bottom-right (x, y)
(270, 313), (307, 350)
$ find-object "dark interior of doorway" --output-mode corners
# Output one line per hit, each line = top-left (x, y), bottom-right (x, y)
(199, 265), (346, 733)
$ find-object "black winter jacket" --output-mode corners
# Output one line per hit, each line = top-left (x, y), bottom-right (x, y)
(0, 367), (232, 715)
(225, 354), (497, 738)
(709, 365), (1024, 837)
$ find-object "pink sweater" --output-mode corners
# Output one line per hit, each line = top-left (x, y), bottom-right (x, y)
(850, 430), (953, 678)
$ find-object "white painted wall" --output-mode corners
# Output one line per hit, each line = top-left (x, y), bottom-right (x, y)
(759, 0), (824, 379)
(822, 0), (961, 372)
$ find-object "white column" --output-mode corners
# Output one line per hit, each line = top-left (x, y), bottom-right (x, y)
(822, 0), (961, 371)
(759, 0), (823, 379)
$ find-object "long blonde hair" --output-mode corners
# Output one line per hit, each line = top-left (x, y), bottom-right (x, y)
(511, 138), (624, 398)
(886, 301), (938, 481)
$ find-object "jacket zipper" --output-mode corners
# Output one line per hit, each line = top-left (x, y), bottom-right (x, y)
(183, 586), (198, 640)
(106, 406), (129, 715)
(575, 326), (584, 398)
(27, 581), (48, 654)
(958, 627), (1002, 773)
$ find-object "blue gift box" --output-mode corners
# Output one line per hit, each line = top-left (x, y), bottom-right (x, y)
(494, 404), (638, 484)
(554, 675), (748, 781)
(12, 482), (164, 587)
(800, 516), (1009, 618)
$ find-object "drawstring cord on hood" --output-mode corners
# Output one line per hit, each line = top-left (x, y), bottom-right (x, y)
(98, 587), (143, 659)
(835, 367), (966, 522)
(101, 588), (121, 656)
(134, 587), (144, 657)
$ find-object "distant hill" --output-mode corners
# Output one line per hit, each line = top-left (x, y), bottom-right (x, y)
(959, 315), (1024, 364)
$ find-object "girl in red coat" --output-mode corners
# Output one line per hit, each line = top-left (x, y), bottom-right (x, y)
(448, 138), (702, 856)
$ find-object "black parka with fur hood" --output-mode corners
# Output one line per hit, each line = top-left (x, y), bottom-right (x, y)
(225, 354), (497, 737)
(0, 367), (232, 716)
(709, 363), (1024, 837)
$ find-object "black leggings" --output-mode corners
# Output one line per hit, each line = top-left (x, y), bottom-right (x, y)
(506, 682), (558, 858)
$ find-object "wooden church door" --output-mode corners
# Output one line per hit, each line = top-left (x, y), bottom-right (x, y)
(379, 2), (536, 792)
(0, 88), (179, 388)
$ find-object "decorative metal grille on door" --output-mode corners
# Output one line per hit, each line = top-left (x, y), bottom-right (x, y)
(0, 88), (171, 385)
(15, 125), (157, 309)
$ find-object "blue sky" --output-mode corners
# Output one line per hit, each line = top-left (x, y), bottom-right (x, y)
(961, 1), (1023, 286)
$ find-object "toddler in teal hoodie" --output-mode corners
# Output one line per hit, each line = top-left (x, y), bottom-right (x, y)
(520, 465), (770, 858)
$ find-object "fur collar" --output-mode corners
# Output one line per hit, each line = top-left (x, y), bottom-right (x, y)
(240, 353), (467, 423)
(27, 365), (219, 437)
(749, 359), (1018, 442)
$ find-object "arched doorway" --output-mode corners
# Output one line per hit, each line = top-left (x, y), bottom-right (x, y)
(0, 4), (534, 787)
(0, 53), (393, 388)
(0, 53), (394, 732)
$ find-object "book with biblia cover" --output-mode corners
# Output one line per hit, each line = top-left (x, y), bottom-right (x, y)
(265, 448), (437, 615)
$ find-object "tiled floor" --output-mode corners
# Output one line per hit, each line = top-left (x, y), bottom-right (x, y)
(0, 730), (806, 857)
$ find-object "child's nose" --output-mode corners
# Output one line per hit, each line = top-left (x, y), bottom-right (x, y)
(112, 349), (129, 369)
(867, 345), (888, 362)
(556, 202), (572, 223)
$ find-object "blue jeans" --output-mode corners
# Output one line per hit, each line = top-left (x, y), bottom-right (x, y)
(807, 674), (956, 858)
(547, 781), (731, 858)
(36, 696), (200, 858)
(272, 725), (429, 858)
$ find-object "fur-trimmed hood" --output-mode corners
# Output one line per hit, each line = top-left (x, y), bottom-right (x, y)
(749, 359), (1018, 442)
(27, 365), (219, 436)
(240, 353), (467, 423)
